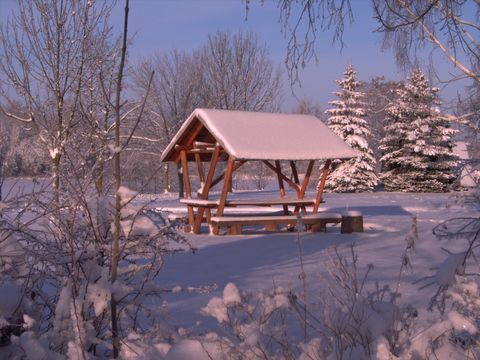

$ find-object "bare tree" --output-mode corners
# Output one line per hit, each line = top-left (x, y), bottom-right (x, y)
(264, 0), (354, 84)
(0, 0), (115, 200)
(197, 31), (283, 112)
(133, 31), (283, 194)
(372, 0), (479, 84)
(264, 1), (478, 86)
(133, 50), (201, 193)
(293, 99), (325, 120)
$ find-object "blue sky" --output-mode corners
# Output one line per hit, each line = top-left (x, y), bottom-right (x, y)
(0, 0), (469, 111)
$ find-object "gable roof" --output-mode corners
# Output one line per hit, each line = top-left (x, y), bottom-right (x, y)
(160, 108), (357, 162)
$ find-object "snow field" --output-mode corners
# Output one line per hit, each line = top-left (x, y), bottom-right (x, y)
(151, 191), (474, 333)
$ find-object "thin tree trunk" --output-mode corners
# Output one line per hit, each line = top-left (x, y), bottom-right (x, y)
(163, 162), (169, 193)
(111, 0), (129, 357)
(177, 162), (184, 198)
(52, 153), (61, 204)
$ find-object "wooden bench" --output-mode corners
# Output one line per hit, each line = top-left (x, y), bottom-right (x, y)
(210, 213), (342, 235)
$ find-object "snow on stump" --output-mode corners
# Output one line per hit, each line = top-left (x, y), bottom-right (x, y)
(341, 211), (363, 234)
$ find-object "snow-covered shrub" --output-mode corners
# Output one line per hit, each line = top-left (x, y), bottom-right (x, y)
(184, 224), (420, 360)
(198, 282), (296, 359)
(405, 216), (480, 359)
(0, 182), (191, 358)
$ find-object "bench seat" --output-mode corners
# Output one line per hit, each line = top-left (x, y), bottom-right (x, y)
(210, 213), (342, 235)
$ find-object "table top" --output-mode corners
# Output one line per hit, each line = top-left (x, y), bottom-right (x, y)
(180, 197), (316, 207)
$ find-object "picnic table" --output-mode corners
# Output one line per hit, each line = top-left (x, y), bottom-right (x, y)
(180, 197), (335, 235)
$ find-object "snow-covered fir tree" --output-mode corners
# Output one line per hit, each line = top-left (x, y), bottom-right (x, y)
(380, 68), (458, 192)
(325, 65), (378, 192)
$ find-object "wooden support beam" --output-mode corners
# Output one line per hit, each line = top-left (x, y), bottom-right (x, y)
(263, 160), (300, 196)
(194, 141), (216, 148)
(213, 156), (236, 234)
(192, 145), (221, 234)
(217, 156), (235, 217)
(173, 122), (204, 163)
(194, 153), (205, 187)
(299, 160), (315, 198)
(290, 161), (300, 185)
(274, 161), (289, 215)
(186, 148), (218, 154)
(180, 149), (194, 227)
(174, 144), (193, 152)
(292, 160), (315, 216)
(313, 159), (331, 214)
(210, 160), (247, 189)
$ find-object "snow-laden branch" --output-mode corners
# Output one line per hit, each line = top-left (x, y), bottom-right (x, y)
(120, 104), (141, 122)
(119, 135), (162, 142)
(2, 109), (33, 123)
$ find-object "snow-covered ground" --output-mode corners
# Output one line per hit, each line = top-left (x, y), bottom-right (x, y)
(3, 178), (478, 357)
(139, 190), (477, 332)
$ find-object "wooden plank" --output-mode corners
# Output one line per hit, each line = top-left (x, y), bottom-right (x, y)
(211, 213), (342, 226)
(194, 141), (216, 148)
(192, 145), (221, 234)
(210, 160), (247, 189)
(211, 212), (342, 235)
(186, 148), (217, 154)
(313, 159), (331, 214)
(182, 198), (316, 207)
(180, 199), (219, 207)
(226, 198), (314, 206)
(180, 149), (194, 227)
(262, 160), (300, 195)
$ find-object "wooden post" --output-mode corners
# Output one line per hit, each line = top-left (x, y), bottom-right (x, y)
(313, 159), (331, 214)
(213, 156), (235, 234)
(180, 149), (194, 227)
(192, 145), (221, 234)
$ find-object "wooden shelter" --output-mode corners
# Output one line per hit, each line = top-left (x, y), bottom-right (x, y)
(161, 108), (357, 234)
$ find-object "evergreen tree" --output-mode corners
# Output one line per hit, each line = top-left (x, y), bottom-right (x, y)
(380, 69), (458, 192)
(325, 65), (378, 192)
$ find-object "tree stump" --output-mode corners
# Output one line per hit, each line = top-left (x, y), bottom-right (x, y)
(341, 211), (364, 234)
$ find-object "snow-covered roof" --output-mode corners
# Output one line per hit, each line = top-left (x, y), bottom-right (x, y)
(161, 108), (357, 161)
